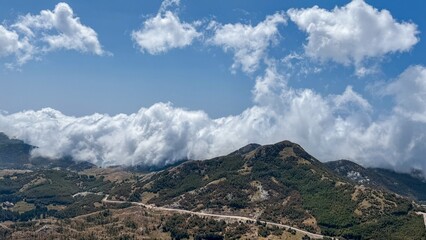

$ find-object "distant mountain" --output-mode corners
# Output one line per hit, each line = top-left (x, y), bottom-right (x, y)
(0, 132), (94, 171)
(131, 141), (426, 239)
(0, 132), (34, 169)
(325, 160), (426, 202)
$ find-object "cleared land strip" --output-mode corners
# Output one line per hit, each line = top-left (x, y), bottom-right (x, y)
(102, 195), (330, 239)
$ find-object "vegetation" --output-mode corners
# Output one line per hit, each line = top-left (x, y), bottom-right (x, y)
(0, 133), (425, 239)
(0, 168), (112, 221)
(326, 159), (426, 202)
(162, 214), (253, 240)
(136, 141), (426, 239)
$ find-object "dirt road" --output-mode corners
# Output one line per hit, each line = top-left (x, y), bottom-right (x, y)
(102, 195), (329, 239)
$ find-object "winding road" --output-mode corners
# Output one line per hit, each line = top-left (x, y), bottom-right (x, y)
(102, 195), (331, 239)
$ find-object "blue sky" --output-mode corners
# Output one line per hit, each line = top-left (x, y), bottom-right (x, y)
(0, 0), (423, 117)
(1, 0), (426, 173)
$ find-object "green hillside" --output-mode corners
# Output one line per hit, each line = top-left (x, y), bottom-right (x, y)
(326, 159), (426, 202)
(132, 141), (426, 239)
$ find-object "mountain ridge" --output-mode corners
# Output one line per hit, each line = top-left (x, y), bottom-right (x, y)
(0, 132), (425, 239)
(128, 140), (425, 239)
(325, 159), (426, 202)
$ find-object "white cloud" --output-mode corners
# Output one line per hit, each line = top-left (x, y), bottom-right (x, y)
(0, 104), (212, 167)
(3, 64), (426, 176)
(132, 0), (200, 55)
(208, 12), (286, 74)
(0, 26), (21, 57)
(159, 0), (181, 13)
(252, 61), (286, 106)
(14, 2), (105, 55)
(0, 2), (106, 67)
(287, 0), (419, 76)
(0, 25), (34, 66)
(332, 86), (372, 112)
(0, 1), (425, 176)
(386, 65), (426, 123)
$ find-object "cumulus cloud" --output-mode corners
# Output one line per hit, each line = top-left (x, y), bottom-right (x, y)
(2, 64), (426, 175)
(287, 0), (419, 76)
(0, 104), (211, 167)
(208, 12), (286, 73)
(385, 65), (426, 123)
(0, 25), (34, 65)
(0, 2), (106, 67)
(131, 0), (200, 54)
(0, 26), (22, 57)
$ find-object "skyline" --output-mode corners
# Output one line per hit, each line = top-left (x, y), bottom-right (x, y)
(1, 0), (426, 174)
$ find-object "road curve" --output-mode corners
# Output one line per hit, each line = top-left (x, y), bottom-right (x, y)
(416, 212), (426, 229)
(102, 195), (331, 239)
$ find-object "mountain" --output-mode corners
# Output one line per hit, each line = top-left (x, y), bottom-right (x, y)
(128, 141), (426, 239)
(0, 132), (94, 171)
(0, 133), (33, 169)
(0, 133), (425, 239)
(325, 159), (426, 202)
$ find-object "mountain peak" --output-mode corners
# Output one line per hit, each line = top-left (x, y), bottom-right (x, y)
(242, 140), (317, 164)
(229, 143), (261, 156)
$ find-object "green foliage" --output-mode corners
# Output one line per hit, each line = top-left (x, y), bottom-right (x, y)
(302, 234), (311, 240)
(258, 226), (269, 237)
(85, 210), (118, 225)
(162, 214), (190, 240)
(55, 194), (104, 219)
(21, 170), (86, 204)
(224, 223), (250, 240)
(194, 233), (224, 240)
(145, 142), (426, 239)
(0, 173), (34, 195)
(300, 182), (357, 228)
(124, 218), (137, 229)
(0, 209), (18, 221)
(0, 168), (112, 221)
(340, 214), (426, 240)
(110, 182), (133, 198)
(162, 214), (238, 240)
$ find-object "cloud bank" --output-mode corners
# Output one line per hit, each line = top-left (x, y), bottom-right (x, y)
(1, 0), (425, 176)
(1, 65), (426, 175)
(132, 0), (201, 54)
(0, 2), (106, 67)
(287, 0), (419, 76)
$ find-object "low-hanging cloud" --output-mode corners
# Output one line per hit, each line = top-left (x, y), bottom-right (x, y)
(1, 65), (426, 175)
(0, 2), (106, 67)
(287, 0), (419, 76)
